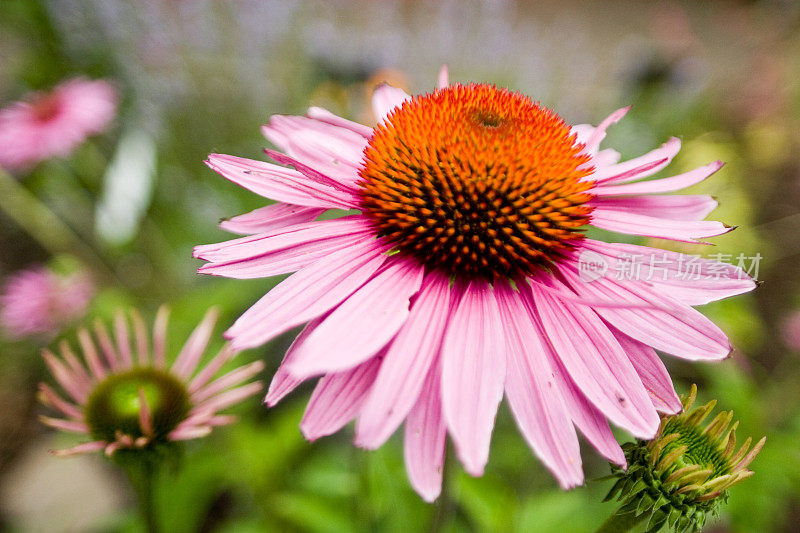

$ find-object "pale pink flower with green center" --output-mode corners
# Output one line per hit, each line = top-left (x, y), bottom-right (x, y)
(0, 78), (117, 172)
(194, 68), (755, 501)
(39, 307), (263, 456)
(0, 265), (93, 339)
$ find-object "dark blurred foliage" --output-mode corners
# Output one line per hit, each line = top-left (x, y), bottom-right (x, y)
(0, 1), (799, 531)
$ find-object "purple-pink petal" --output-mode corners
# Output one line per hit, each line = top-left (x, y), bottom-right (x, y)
(441, 282), (507, 476)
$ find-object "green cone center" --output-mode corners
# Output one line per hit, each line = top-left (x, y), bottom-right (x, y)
(85, 368), (191, 443)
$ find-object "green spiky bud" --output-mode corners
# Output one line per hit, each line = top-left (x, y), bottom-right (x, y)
(600, 385), (765, 533)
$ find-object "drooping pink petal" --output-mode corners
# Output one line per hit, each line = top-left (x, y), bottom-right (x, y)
(51, 441), (107, 457)
(93, 319), (120, 371)
(611, 326), (681, 414)
(40, 416), (88, 434)
(305, 106), (373, 138)
(171, 308), (219, 380)
(191, 381), (263, 418)
(579, 239), (755, 306)
(589, 194), (718, 221)
(138, 388), (154, 436)
(286, 260), (424, 378)
(299, 356), (382, 441)
(264, 318), (324, 406)
(559, 261), (732, 360)
(355, 272), (451, 449)
(265, 149), (361, 196)
(557, 369), (627, 466)
(592, 161), (724, 196)
(262, 115), (367, 184)
(441, 281), (507, 476)
(219, 203), (325, 236)
(372, 83), (411, 123)
(524, 280), (660, 439)
(225, 239), (388, 351)
(590, 208), (732, 243)
(206, 154), (355, 209)
(591, 137), (681, 185)
(495, 282), (584, 488)
(195, 216), (371, 265)
(403, 361), (446, 503)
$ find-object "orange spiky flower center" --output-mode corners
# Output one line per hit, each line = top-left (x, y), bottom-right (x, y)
(358, 84), (595, 281)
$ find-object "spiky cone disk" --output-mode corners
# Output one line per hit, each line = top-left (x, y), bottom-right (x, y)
(603, 385), (765, 533)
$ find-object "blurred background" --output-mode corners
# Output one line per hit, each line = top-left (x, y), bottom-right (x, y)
(1, 0), (799, 531)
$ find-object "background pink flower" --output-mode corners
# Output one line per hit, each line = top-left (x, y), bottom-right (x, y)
(0, 78), (117, 172)
(0, 265), (94, 339)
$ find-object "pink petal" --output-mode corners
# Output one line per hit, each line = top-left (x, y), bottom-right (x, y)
(592, 137), (681, 185)
(404, 361), (446, 502)
(206, 154), (355, 209)
(42, 349), (88, 404)
(39, 383), (83, 420)
(579, 239), (755, 306)
(299, 356), (381, 441)
(52, 441), (107, 457)
(559, 260), (732, 360)
(589, 194), (718, 221)
(195, 216), (368, 262)
(264, 318), (324, 406)
(266, 149), (360, 196)
(582, 106), (630, 154)
(590, 208), (731, 243)
(171, 307), (218, 379)
(113, 310), (132, 367)
(611, 327), (681, 414)
(225, 238), (388, 351)
(192, 360), (265, 403)
(153, 306), (169, 369)
(262, 115), (367, 184)
(441, 282), (506, 476)
(305, 106), (373, 138)
(286, 260), (424, 378)
(524, 280), (660, 439)
(437, 65), (449, 89)
(77, 328), (106, 380)
(495, 282), (584, 488)
(592, 161), (724, 196)
(372, 83), (411, 123)
(355, 272), (451, 449)
(188, 345), (237, 395)
(219, 203), (325, 236)
(557, 370), (627, 466)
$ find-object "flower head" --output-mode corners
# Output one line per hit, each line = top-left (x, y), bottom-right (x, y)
(39, 307), (263, 456)
(194, 68), (756, 500)
(1, 265), (93, 339)
(603, 384), (765, 533)
(0, 78), (117, 172)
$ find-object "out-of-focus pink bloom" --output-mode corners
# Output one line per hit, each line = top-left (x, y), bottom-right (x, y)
(781, 310), (800, 352)
(39, 307), (263, 456)
(1, 266), (93, 339)
(0, 78), (117, 172)
(194, 68), (756, 501)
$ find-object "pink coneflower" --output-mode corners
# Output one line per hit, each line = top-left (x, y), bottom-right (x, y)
(194, 69), (755, 501)
(39, 307), (263, 456)
(0, 78), (117, 172)
(1, 265), (93, 339)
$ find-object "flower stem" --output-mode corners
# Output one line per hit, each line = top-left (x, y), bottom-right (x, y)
(0, 168), (117, 283)
(121, 457), (160, 533)
(594, 508), (648, 533)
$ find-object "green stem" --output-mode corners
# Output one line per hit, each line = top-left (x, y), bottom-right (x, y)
(0, 168), (117, 283)
(122, 458), (160, 533)
(594, 508), (649, 533)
